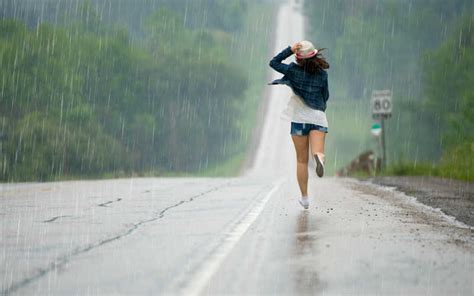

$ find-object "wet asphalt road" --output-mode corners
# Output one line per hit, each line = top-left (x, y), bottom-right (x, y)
(1, 0), (473, 295)
(2, 177), (473, 295)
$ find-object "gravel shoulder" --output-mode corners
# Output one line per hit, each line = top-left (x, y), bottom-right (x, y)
(371, 176), (474, 227)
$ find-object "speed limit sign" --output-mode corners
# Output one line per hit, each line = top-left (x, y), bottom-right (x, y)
(371, 90), (392, 119)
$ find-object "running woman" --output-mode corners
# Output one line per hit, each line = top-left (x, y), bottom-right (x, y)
(269, 40), (330, 209)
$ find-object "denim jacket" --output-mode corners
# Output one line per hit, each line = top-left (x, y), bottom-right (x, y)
(269, 46), (329, 111)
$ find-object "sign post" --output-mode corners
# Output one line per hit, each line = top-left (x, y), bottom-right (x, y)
(0, 133), (6, 178)
(371, 90), (392, 169)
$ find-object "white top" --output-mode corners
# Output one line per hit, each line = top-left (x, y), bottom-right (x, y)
(281, 93), (329, 127)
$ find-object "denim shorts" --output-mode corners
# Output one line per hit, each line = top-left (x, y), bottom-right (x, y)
(290, 122), (328, 136)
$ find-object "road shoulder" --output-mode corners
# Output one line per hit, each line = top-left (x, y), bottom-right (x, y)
(370, 176), (474, 227)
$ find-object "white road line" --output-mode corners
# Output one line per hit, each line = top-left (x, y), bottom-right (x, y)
(179, 179), (285, 296)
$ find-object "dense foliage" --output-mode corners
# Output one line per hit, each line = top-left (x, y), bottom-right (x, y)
(0, 1), (255, 181)
(306, 0), (473, 180)
(422, 17), (474, 179)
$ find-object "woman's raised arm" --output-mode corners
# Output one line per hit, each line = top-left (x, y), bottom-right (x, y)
(269, 46), (293, 75)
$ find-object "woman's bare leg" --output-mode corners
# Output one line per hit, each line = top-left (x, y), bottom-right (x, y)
(309, 130), (326, 160)
(291, 135), (309, 197)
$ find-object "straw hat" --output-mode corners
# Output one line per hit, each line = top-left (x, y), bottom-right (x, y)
(295, 40), (318, 59)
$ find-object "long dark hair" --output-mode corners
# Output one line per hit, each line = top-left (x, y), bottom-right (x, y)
(296, 49), (330, 74)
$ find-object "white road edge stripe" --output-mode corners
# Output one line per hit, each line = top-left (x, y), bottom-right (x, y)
(180, 179), (285, 296)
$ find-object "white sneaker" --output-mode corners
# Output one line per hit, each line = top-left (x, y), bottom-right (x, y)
(314, 154), (325, 178)
(298, 196), (309, 209)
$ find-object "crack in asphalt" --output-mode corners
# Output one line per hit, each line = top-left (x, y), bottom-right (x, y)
(40, 184), (187, 225)
(43, 215), (72, 223)
(98, 198), (123, 207)
(41, 197), (123, 224)
(2, 182), (231, 295)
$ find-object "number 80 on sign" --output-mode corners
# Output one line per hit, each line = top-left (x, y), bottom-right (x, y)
(371, 89), (392, 119)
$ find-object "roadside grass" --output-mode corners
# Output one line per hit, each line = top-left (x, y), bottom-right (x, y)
(198, 151), (246, 177)
(437, 142), (473, 181)
(343, 142), (473, 182)
(379, 142), (473, 181)
(340, 162), (439, 181)
(384, 162), (439, 177)
(337, 163), (472, 182)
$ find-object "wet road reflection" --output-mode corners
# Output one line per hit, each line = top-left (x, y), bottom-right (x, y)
(295, 210), (311, 254)
(293, 210), (322, 294)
